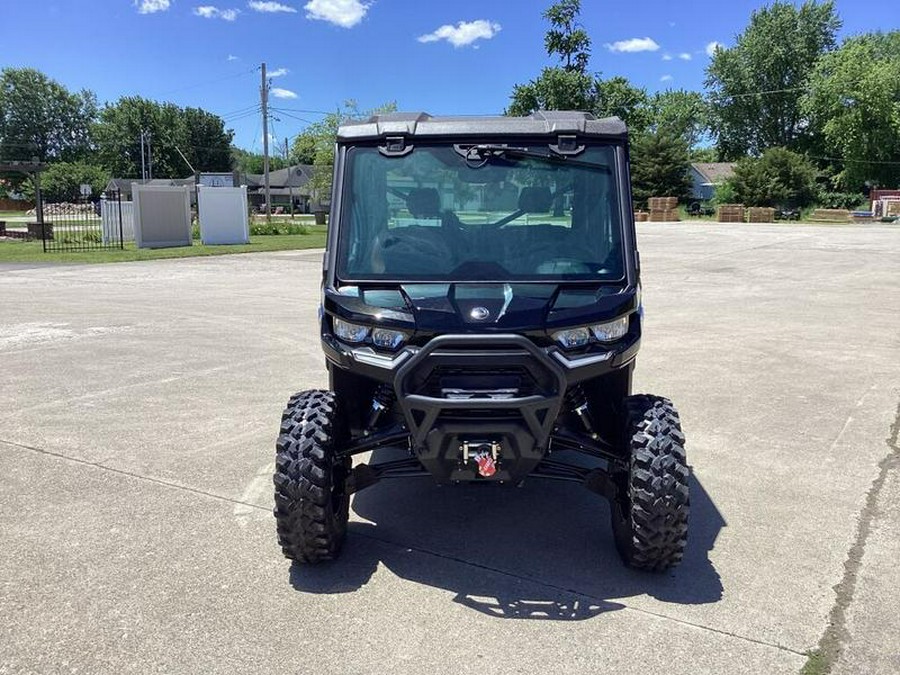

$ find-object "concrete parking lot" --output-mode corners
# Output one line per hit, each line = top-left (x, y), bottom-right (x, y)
(1, 222), (899, 674)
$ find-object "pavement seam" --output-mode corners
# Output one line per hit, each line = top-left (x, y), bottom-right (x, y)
(806, 396), (900, 673)
(2, 437), (806, 659)
(0, 438), (269, 513)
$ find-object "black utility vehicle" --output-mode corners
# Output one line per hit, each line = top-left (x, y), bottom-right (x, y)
(274, 112), (689, 572)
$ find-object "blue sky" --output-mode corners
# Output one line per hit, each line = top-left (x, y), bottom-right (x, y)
(2, 0), (896, 151)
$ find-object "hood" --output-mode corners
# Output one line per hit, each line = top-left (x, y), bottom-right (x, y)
(325, 283), (636, 334)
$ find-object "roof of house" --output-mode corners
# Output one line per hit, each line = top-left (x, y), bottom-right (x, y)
(244, 164), (314, 189)
(691, 162), (736, 185)
(105, 177), (196, 192)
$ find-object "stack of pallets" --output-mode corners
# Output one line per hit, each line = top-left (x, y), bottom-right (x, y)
(747, 207), (776, 223)
(648, 197), (679, 222)
(633, 211), (649, 222)
(811, 209), (851, 223)
(718, 204), (746, 223)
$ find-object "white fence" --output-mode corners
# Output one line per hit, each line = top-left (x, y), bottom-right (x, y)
(133, 185), (193, 249)
(197, 186), (249, 245)
(101, 197), (135, 244)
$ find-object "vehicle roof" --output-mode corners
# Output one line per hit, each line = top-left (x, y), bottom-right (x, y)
(336, 111), (628, 142)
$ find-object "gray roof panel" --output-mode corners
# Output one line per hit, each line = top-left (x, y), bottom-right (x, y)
(337, 111), (628, 141)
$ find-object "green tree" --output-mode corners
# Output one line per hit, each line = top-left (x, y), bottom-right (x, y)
(803, 31), (900, 189)
(705, 1), (841, 158)
(650, 89), (709, 148)
(731, 147), (818, 207)
(180, 107), (234, 173)
(630, 130), (693, 206)
(290, 101), (397, 206)
(507, 0), (652, 130)
(542, 0), (591, 73)
(20, 161), (108, 202)
(507, 68), (597, 116)
(0, 67), (96, 162)
(231, 147), (287, 174)
(594, 77), (650, 134)
(94, 97), (233, 178)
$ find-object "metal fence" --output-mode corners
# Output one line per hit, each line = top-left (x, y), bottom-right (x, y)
(42, 190), (125, 252)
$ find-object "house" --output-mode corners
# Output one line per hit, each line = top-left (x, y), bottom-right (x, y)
(243, 164), (317, 212)
(690, 163), (736, 201)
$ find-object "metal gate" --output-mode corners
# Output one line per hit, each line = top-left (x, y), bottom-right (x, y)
(42, 190), (125, 252)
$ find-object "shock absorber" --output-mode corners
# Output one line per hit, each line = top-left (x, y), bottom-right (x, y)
(565, 385), (599, 439)
(364, 384), (396, 436)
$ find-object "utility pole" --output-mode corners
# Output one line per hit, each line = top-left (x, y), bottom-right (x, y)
(140, 131), (146, 181)
(146, 131), (153, 180)
(261, 62), (271, 220)
(285, 138), (294, 218)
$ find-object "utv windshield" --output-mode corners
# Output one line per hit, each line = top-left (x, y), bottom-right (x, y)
(337, 143), (625, 282)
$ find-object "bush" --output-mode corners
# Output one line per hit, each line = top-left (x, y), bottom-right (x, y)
(20, 162), (109, 203)
(249, 221), (309, 236)
(816, 191), (866, 210)
(712, 180), (737, 205)
(731, 148), (817, 208)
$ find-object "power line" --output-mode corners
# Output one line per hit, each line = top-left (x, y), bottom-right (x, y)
(148, 67), (259, 98)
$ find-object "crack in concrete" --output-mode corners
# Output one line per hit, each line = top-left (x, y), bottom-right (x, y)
(805, 397), (900, 673)
(1, 437), (806, 660)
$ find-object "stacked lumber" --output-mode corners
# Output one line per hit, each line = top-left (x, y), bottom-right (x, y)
(811, 208), (851, 223)
(718, 204), (745, 223)
(633, 211), (649, 222)
(647, 196), (679, 222)
(885, 201), (900, 217)
(747, 207), (776, 223)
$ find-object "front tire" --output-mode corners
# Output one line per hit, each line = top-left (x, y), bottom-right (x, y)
(273, 390), (350, 563)
(612, 395), (690, 572)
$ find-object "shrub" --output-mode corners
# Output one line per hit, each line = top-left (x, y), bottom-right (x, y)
(712, 179), (737, 205)
(731, 148), (817, 207)
(816, 191), (866, 210)
(249, 221), (309, 236)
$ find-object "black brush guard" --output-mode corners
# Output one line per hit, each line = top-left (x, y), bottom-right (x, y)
(392, 334), (566, 484)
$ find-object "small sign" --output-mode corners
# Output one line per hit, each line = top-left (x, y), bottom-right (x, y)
(198, 173), (235, 188)
(80, 184), (92, 197)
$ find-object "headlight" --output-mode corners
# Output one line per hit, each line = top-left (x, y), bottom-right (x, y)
(591, 316), (629, 342)
(553, 315), (630, 349)
(371, 327), (407, 350)
(333, 317), (369, 343)
(551, 327), (591, 349)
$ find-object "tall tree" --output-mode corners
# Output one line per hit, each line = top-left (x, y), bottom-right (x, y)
(290, 101), (397, 205)
(650, 89), (709, 149)
(542, 0), (591, 73)
(630, 130), (693, 206)
(803, 31), (900, 189)
(0, 67), (96, 162)
(705, 1), (841, 158)
(94, 97), (233, 178)
(593, 77), (651, 134)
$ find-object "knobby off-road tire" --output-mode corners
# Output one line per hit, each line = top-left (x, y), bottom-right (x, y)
(274, 390), (351, 563)
(612, 394), (690, 572)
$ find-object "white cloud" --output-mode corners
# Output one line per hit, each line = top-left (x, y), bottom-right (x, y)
(248, 1), (297, 11)
(271, 87), (298, 99)
(605, 37), (660, 53)
(660, 75), (674, 82)
(136, 0), (171, 13)
(706, 41), (725, 57)
(269, 67), (289, 77)
(194, 5), (240, 19)
(304, 0), (369, 28)
(662, 53), (673, 61)
(417, 20), (501, 48)
(227, 54), (240, 61)
(678, 52), (692, 61)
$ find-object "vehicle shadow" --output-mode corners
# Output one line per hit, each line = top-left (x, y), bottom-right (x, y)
(290, 448), (724, 621)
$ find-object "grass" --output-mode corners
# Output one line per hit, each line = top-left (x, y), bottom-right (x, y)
(0, 231), (326, 264)
(0, 210), (28, 218)
(799, 649), (829, 675)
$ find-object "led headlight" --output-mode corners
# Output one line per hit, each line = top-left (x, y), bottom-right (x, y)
(333, 317), (369, 343)
(590, 316), (629, 342)
(551, 327), (591, 349)
(371, 327), (407, 350)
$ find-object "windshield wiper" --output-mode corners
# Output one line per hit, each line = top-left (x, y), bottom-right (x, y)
(459, 144), (611, 173)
